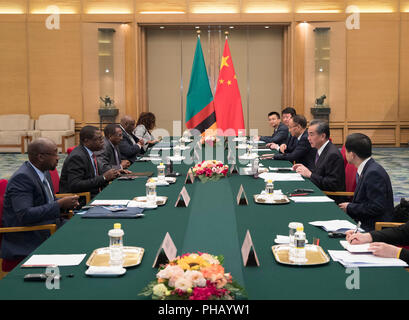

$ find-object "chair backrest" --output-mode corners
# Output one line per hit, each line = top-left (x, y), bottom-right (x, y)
(0, 179), (8, 228)
(49, 169), (60, 194)
(0, 114), (31, 131)
(341, 145), (357, 193)
(37, 114), (72, 131)
(67, 146), (76, 155)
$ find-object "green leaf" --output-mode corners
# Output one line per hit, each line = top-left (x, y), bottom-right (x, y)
(138, 281), (156, 297)
(217, 255), (225, 265)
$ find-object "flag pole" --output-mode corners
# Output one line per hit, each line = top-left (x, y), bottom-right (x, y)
(197, 29), (201, 39)
(224, 31), (229, 40)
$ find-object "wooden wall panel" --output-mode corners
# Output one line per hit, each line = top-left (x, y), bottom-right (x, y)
(0, 22), (29, 115)
(346, 21), (399, 122)
(348, 128), (396, 144)
(28, 21), (83, 120)
(29, 0), (81, 14)
(400, 20), (409, 121)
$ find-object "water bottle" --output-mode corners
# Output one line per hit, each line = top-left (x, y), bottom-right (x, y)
(265, 179), (274, 195)
(157, 162), (166, 182)
(288, 222), (302, 262)
(146, 180), (157, 205)
(293, 225), (307, 264)
(108, 223), (124, 267)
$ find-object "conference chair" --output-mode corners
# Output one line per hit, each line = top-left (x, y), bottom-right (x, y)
(323, 145), (357, 198)
(0, 179), (57, 274)
(49, 169), (91, 219)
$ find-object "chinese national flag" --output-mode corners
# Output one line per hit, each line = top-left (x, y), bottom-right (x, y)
(213, 38), (245, 136)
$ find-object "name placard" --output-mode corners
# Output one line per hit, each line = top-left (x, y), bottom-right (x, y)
(175, 186), (191, 207)
(241, 230), (260, 267)
(184, 168), (195, 184)
(236, 184), (248, 205)
(152, 232), (177, 268)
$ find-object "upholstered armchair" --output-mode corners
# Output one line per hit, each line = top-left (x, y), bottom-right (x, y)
(35, 114), (75, 153)
(0, 114), (38, 153)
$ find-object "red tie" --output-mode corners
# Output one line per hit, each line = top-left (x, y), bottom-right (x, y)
(92, 153), (99, 176)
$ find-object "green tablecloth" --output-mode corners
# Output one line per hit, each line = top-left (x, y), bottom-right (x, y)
(1, 141), (408, 300)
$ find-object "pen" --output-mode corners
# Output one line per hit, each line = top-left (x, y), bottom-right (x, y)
(354, 221), (361, 234)
(289, 193), (308, 196)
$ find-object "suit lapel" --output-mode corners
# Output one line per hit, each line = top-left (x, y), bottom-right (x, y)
(352, 158), (373, 201)
(80, 145), (96, 178)
(315, 141), (331, 168)
(24, 162), (49, 203)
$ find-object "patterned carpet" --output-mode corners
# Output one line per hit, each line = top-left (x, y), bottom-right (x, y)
(0, 147), (408, 204)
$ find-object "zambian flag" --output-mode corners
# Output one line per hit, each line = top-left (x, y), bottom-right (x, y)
(185, 37), (217, 135)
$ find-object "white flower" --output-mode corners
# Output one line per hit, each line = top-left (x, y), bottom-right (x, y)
(157, 265), (184, 280)
(174, 277), (193, 292)
(152, 284), (169, 298)
(184, 270), (206, 287)
(201, 253), (220, 265)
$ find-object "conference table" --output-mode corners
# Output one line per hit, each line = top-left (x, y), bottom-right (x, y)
(0, 138), (408, 300)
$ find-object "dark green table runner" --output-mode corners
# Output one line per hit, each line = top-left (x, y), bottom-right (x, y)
(0, 142), (408, 300)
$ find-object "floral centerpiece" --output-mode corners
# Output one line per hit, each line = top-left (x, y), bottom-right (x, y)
(139, 252), (246, 300)
(192, 160), (229, 182)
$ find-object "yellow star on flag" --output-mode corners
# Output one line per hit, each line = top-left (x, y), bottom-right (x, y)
(227, 80), (232, 86)
(220, 56), (229, 70)
(219, 79), (224, 84)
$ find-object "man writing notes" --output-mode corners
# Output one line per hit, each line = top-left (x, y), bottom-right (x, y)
(338, 133), (394, 231)
(59, 126), (120, 198)
(254, 111), (288, 145)
(1, 138), (79, 265)
(345, 221), (409, 264)
(265, 115), (315, 170)
(293, 120), (345, 192)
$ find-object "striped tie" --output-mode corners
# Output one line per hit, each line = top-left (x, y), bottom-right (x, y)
(42, 178), (54, 204)
(92, 153), (99, 175)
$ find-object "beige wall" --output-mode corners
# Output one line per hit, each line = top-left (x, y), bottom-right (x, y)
(0, 1), (409, 146)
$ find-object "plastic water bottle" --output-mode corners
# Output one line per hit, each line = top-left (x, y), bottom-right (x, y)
(288, 222), (302, 262)
(265, 179), (274, 195)
(157, 162), (166, 182)
(293, 225), (307, 264)
(108, 223), (124, 267)
(252, 157), (259, 174)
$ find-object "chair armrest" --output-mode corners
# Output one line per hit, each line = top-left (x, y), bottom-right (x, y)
(374, 222), (404, 231)
(56, 192), (91, 204)
(323, 191), (354, 197)
(0, 224), (57, 235)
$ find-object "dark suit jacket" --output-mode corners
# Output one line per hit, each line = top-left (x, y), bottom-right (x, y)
(273, 130), (315, 170)
(260, 123), (289, 145)
(98, 138), (122, 173)
(1, 162), (61, 260)
(310, 141), (346, 192)
(118, 128), (144, 163)
(346, 158), (394, 231)
(59, 145), (108, 198)
(370, 221), (409, 264)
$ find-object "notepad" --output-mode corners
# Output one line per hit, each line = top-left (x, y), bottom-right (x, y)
(22, 254), (87, 267)
(309, 220), (359, 232)
(90, 200), (130, 206)
(328, 250), (408, 268)
(290, 196), (334, 203)
(340, 240), (371, 253)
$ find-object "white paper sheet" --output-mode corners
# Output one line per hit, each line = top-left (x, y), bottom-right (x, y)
(309, 219), (357, 232)
(91, 200), (130, 206)
(328, 250), (408, 267)
(253, 149), (271, 152)
(259, 172), (305, 181)
(340, 240), (371, 253)
(22, 254), (87, 267)
(290, 196), (334, 203)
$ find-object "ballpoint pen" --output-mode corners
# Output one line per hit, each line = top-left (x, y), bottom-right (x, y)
(354, 221), (361, 234)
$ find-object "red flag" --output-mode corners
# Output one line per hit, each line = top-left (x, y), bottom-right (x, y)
(213, 38), (245, 136)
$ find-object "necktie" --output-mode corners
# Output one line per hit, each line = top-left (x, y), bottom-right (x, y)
(315, 152), (319, 165)
(114, 147), (120, 167)
(92, 153), (99, 175)
(42, 178), (54, 204)
(356, 173), (360, 185)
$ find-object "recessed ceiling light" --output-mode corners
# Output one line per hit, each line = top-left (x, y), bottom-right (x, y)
(229, 26), (234, 29)
(195, 26), (200, 29)
(160, 26), (165, 29)
(265, 26), (270, 29)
